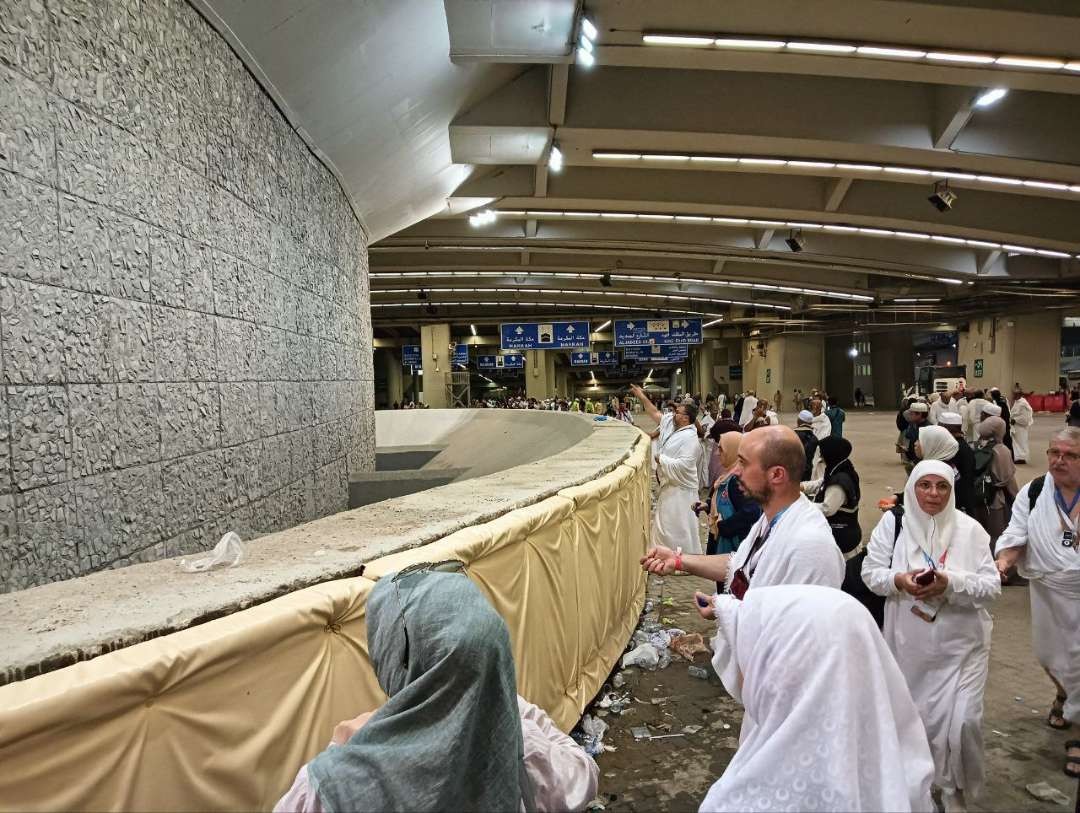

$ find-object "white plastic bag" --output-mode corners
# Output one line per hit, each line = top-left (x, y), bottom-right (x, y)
(621, 642), (660, 671)
(179, 531), (244, 573)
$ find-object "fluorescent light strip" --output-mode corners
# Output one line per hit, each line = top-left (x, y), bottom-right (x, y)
(371, 272), (873, 303)
(647, 32), (1080, 77)
(585, 151), (1080, 197)
(484, 208), (1078, 258)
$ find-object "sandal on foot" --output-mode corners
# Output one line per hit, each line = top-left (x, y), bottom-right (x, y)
(1065, 740), (1080, 779)
(1048, 694), (1071, 730)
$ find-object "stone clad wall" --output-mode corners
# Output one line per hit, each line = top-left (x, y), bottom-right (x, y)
(0, 0), (374, 592)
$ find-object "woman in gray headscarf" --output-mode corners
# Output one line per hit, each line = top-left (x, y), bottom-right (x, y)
(275, 565), (597, 813)
(975, 416), (1019, 542)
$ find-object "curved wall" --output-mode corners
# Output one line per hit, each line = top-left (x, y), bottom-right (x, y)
(0, 0), (373, 592)
(0, 418), (651, 811)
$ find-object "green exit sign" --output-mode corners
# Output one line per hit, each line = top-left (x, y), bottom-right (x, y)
(974, 358), (984, 378)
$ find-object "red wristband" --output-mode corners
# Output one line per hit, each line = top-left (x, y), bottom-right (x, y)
(674, 554), (683, 572)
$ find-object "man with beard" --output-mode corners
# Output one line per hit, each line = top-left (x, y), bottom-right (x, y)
(640, 425), (843, 595)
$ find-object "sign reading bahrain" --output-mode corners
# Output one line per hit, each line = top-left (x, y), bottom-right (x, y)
(570, 351), (618, 367)
(500, 321), (590, 351)
(477, 354), (525, 370)
(613, 318), (702, 347)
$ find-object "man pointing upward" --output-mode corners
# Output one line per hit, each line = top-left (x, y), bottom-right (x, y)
(631, 383), (703, 555)
(640, 424), (843, 594)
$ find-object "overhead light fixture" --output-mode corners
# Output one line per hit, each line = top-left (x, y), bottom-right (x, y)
(588, 150), (1077, 196)
(577, 15), (598, 66)
(715, 38), (784, 49)
(596, 319), (611, 331)
(928, 181), (957, 212)
(643, 33), (714, 46)
(548, 143), (564, 172)
(703, 317), (724, 327)
(652, 32), (1080, 77)
(468, 209), (497, 227)
(581, 17), (598, 42)
(847, 346), (859, 358)
(576, 45), (595, 67)
(926, 51), (995, 64)
(936, 277), (966, 285)
(483, 209), (1078, 259)
(785, 229), (805, 253)
(974, 87), (1008, 107)
(470, 324), (477, 336)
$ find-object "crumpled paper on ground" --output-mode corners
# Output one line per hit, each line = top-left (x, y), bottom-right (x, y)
(669, 632), (710, 661)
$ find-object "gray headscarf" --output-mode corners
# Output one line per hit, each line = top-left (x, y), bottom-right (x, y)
(307, 569), (529, 812)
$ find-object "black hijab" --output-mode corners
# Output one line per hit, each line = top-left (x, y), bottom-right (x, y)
(818, 436), (860, 504)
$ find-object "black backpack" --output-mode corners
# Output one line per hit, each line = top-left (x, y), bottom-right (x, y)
(892, 474), (1044, 542)
(972, 441), (997, 506)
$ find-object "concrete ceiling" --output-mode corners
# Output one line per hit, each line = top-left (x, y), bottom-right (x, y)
(199, 0), (1080, 337)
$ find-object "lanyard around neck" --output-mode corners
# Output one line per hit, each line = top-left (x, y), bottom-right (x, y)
(1055, 486), (1080, 517)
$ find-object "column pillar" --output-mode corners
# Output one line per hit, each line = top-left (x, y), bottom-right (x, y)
(420, 323), (452, 408)
(526, 350), (554, 400)
(695, 342), (715, 397)
(385, 348), (404, 407)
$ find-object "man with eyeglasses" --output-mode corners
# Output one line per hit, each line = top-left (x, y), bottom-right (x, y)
(640, 425), (843, 599)
(631, 383), (704, 555)
(995, 428), (1080, 778)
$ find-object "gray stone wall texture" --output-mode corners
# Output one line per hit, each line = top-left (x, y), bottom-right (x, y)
(0, 0), (375, 592)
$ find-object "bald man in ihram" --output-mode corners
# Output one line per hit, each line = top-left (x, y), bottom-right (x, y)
(641, 425), (844, 593)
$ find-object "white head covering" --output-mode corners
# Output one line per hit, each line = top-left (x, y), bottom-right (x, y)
(939, 411), (963, 427)
(917, 425), (959, 462)
(981, 402), (1002, 417)
(905, 402), (929, 416)
(797, 409), (814, 424)
(928, 392), (941, 404)
(900, 459), (957, 570)
(706, 586), (935, 813)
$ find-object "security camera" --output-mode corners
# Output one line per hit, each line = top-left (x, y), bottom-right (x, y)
(601, 273), (613, 287)
(928, 181), (956, 213)
(785, 229), (805, 253)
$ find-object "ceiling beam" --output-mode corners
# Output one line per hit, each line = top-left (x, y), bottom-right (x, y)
(548, 63), (570, 127)
(753, 228), (775, 250)
(932, 86), (977, 150)
(824, 177), (853, 212)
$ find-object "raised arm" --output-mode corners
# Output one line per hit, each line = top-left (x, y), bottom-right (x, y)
(629, 384), (662, 424)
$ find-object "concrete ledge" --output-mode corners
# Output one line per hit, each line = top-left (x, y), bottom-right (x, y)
(0, 413), (644, 685)
(348, 469), (467, 507)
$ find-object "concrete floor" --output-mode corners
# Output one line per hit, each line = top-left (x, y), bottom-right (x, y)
(598, 409), (1076, 812)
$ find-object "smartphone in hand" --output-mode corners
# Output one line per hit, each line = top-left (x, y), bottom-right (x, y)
(914, 568), (936, 586)
(696, 594), (711, 608)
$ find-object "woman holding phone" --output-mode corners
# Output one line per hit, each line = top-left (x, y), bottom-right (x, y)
(861, 460), (1001, 813)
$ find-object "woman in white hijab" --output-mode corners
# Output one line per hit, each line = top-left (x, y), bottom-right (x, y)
(862, 461), (1001, 813)
(915, 425), (958, 463)
(701, 585), (935, 812)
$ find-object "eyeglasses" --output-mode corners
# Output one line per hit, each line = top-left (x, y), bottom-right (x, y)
(391, 560), (467, 667)
(1047, 449), (1080, 463)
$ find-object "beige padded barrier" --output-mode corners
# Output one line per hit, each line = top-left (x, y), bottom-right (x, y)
(0, 432), (650, 811)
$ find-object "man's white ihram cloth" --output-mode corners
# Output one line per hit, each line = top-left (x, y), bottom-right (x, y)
(702, 585), (935, 812)
(652, 416), (703, 554)
(724, 493), (844, 592)
(996, 476), (1080, 722)
(1009, 397), (1034, 461)
(861, 460), (1001, 798)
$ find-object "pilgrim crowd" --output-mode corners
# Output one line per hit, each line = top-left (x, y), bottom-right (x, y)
(633, 382), (1078, 812)
(273, 383), (1078, 813)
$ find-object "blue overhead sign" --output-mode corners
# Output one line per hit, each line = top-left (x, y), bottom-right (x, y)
(622, 345), (689, 364)
(452, 343), (469, 366)
(570, 351), (618, 367)
(402, 345), (421, 367)
(478, 354), (525, 370)
(614, 318), (702, 347)
(500, 321), (590, 351)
